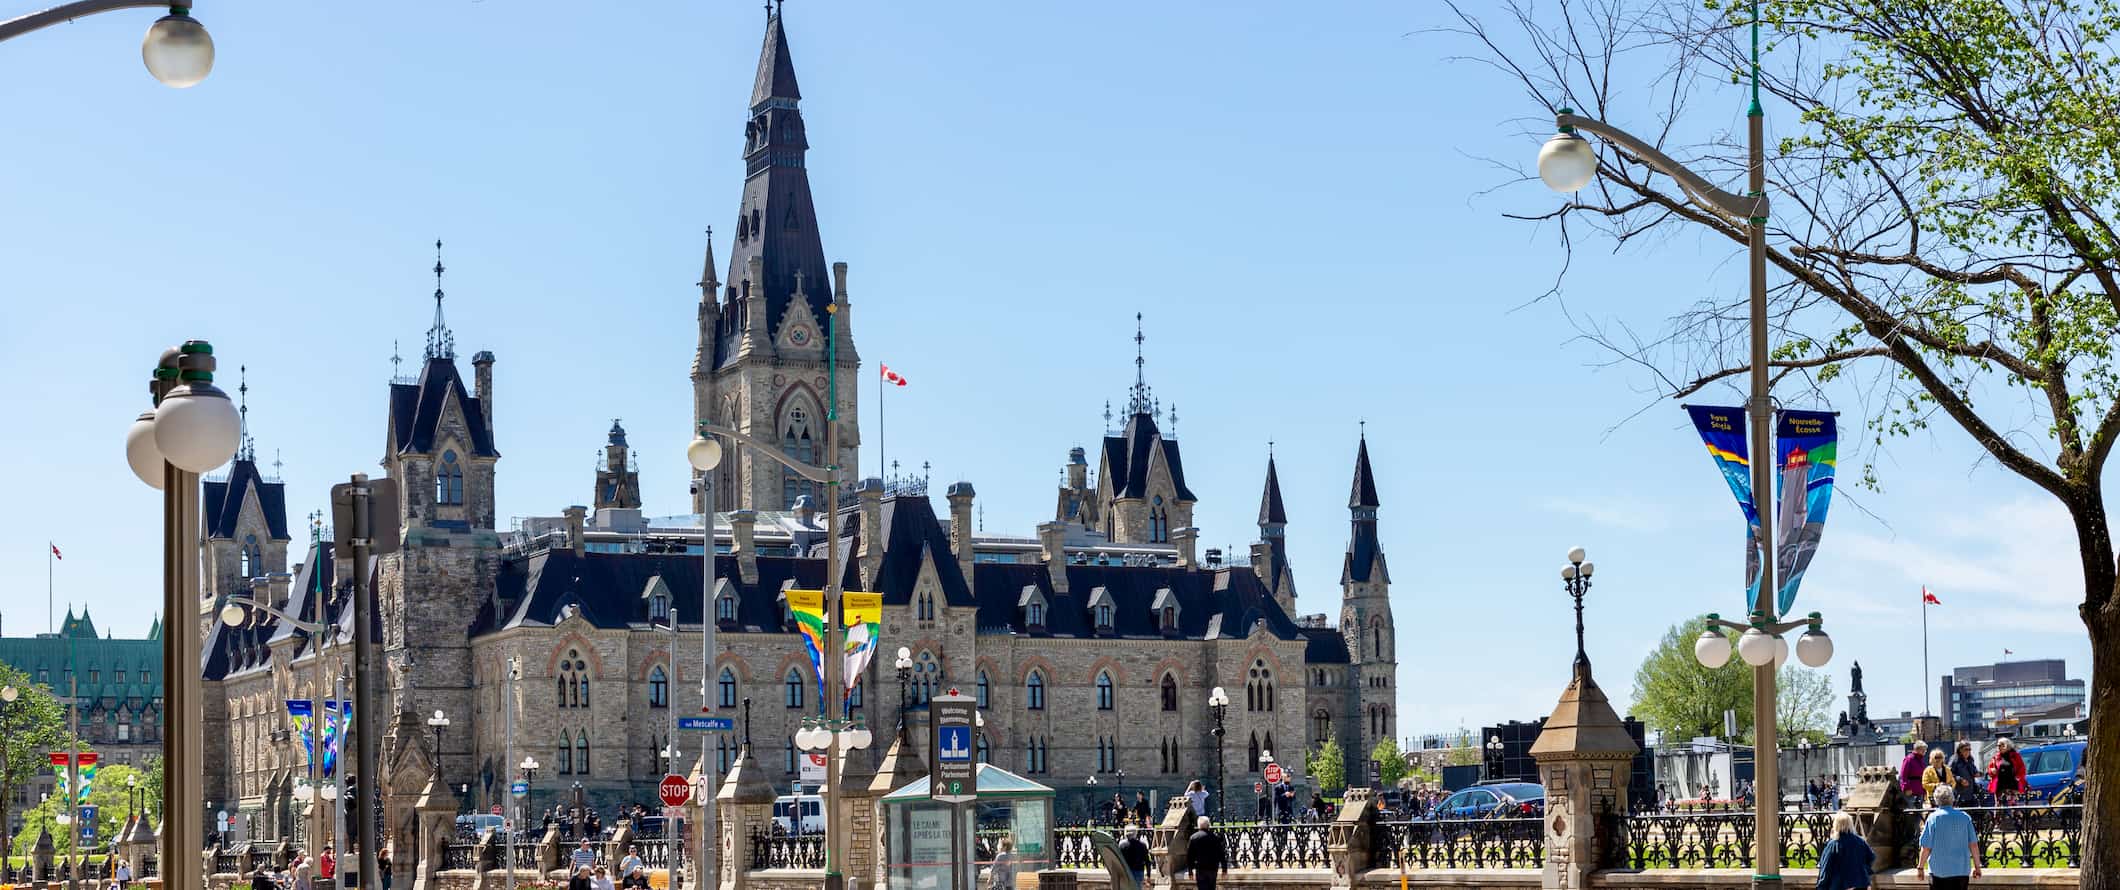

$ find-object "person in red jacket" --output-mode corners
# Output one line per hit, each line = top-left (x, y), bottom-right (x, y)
(1987, 736), (2029, 803)
(319, 846), (336, 881)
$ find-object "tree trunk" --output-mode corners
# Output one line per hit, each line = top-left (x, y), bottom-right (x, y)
(2082, 595), (2120, 889)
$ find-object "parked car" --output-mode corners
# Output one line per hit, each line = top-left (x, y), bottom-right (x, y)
(1424, 782), (1546, 820)
(772, 793), (825, 835)
(456, 813), (507, 838)
(2020, 740), (2087, 802)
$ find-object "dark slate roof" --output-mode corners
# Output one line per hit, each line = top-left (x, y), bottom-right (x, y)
(751, 13), (801, 106)
(1259, 455), (1287, 525)
(1343, 527), (1386, 586)
(203, 542), (380, 681)
(1103, 412), (1197, 502)
(1349, 437), (1380, 509)
(204, 458), (291, 540)
(479, 549), (829, 635)
(1301, 626), (1351, 665)
(389, 356), (497, 457)
(835, 495), (975, 607)
(969, 560), (1303, 642)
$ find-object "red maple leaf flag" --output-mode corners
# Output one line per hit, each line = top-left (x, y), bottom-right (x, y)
(50, 543), (61, 560)
(1922, 587), (1941, 606)
(880, 364), (908, 387)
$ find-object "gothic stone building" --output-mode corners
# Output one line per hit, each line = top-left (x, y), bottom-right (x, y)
(197, 9), (1401, 841)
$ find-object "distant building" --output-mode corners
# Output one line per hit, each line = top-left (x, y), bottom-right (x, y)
(1940, 659), (2085, 739)
(0, 609), (167, 839)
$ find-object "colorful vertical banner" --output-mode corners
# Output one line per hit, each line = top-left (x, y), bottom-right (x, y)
(841, 592), (883, 696)
(1771, 410), (1837, 616)
(75, 755), (97, 804)
(787, 588), (827, 702)
(1685, 405), (1764, 614)
(287, 699), (353, 775)
(321, 699), (351, 776)
(49, 752), (69, 803)
(288, 699), (317, 764)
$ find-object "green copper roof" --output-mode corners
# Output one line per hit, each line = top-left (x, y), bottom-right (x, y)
(0, 624), (165, 706)
(882, 763), (1054, 802)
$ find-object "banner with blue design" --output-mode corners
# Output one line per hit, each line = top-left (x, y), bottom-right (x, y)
(1771, 410), (1837, 616)
(1686, 405), (1765, 614)
(287, 699), (353, 776)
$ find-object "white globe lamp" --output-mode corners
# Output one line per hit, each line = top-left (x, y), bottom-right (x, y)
(1736, 627), (1777, 667)
(687, 436), (724, 472)
(153, 379), (241, 473)
(1539, 131), (1597, 192)
(1694, 630), (1732, 669)
(142, 8), (214, 88)
(127, 411), (165, 489)
(1796, 628), (1834, 668)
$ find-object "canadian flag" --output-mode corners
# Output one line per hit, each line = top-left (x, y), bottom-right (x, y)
(50, 543), (60, 560)
(880, 364), (908, 387)
(1922, 587), (1941, 606)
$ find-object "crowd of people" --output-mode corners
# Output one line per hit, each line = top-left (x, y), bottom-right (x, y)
(1899, 738), (2030, 808)
(1089, 779), (1343, 828)
(558, 839), (653, 890)
(244, 843), (386, 890)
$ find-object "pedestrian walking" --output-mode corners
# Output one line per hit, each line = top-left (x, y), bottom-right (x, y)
(1917, 786), (1981, 889)
(1116, 826), (1151, 889)
(1132, 791), (1151, 826)
(1900, 741), (1930, 799)
(590, 866), (615, 890)
(114, 859), (132, 890)
(1187, 816), (1227, 890)
(1185, 780), (1210, 822)
(1987, 737), (2028, 804)
(1253, 782), (1270, 822)
(1922, 749), (1951, 802)
(1948, 742), (1983, 806)
(618, 845), (644, 890)
(987, 837), (1018, 890)
(1815, 812), (1873, 890)
(570, 839), (598, 874)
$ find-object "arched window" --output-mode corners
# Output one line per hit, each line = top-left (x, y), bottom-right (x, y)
(976, 734), (990, 764)
(437, 450), (464, 505)
(1247, 732), (1260, 771)
(849, 679), (864, 708)
(559, 651), (589, 708)
(784, 740), (795, 774)
(718, 667), (738, 708)
(785, 669), (805, 708)
(1160, 674), (1178, 712)
(239, 534), (258, 577)
(559, 734), (573, 774)
(976, 671), (990, 709)
(1247, 660), (1274, 712)
(1026, 671), (1045, 710)
(1096, 672), (1114, 710)
(648, 666), (668, 708)
(917, 590), (935, 621)
(1314, 709), (1332, 742)
(717, 736), (734, 772)
(576, 730), (590, 775)
(780, 406), (817, 508)
(1149, 495), (1169, 543)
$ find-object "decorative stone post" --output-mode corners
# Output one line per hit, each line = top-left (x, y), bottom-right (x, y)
(1527, 661), (1639, 890)
(411, 774), (456, 890)
(716, 745), (776, 890)
(837, 745), (879, 884)
(31, 825), (54, 886)
(868, 725), (927, 889)
(1325, 788), (1376, 887)
(1843, 765), (1914, 868)
(1150, 795), (1194, 881)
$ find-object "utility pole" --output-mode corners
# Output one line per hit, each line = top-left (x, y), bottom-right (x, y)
(333, 473), (398, 889)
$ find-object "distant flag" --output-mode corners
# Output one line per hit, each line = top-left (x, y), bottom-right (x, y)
(2005, 648), (2014, 656)
(880, 364), (908, 387)
(1922, 587), (1941, 606)
(50, 543), (61, 560)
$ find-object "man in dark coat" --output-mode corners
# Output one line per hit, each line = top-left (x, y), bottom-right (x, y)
(1116, 827), (1151, 889)
(1187, 817), (1226, 890)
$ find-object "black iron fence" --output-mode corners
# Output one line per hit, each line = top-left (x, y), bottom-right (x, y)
(1378, 818), (1546, 869)
(1054, 828), (1101, 869)
(633, 838), (671, 870)
(442, 844), (480, 871)
(1225, 822), (1331, 869)
(1606, 804), (2083, 870)
(509, 842), (542, 871)
(748, 829), (824, 869)
(215, 851), (243, 874)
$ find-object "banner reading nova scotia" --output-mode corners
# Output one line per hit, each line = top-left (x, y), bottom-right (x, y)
(1771, 409), (1837, 617)
(1685, 405), (1763, 613)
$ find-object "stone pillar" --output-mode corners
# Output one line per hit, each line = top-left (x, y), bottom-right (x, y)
(730, 511), (759, 584)
(31, 826), (54, 885)
(856, 478), (886, 589)
(1150, 796), (1194, 881)
(838, 742), (879, 884)
(716, 745), (776, 890)
(604, 821), (635, 872)
(1527, 661), (1640, 890)
(411, 775), (456, 890)
(1843, 765), (1915, 868)
(1171, 527), (1198, 569)
(1037, 522), (1069, 594)
(869, 727), (927, 888)
(946, 483), (977, 592)
(1326, 788), (1377, 887)
(536, 825), (562, 877)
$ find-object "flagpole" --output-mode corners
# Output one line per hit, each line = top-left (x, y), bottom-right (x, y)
(1922, 592), (1931, 717)
(48, 542), (54, 635)
(878, 368), (886, 482)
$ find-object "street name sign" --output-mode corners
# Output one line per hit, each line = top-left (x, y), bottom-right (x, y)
(929, 692), (977, 803)
(677, 716), (735, 731)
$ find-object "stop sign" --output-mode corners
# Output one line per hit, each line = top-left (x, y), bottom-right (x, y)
(1263, 762), (1285, 785)
(658, 774), (691, 807)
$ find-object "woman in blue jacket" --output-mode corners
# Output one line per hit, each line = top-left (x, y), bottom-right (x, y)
(1816, 812), (1874, 890)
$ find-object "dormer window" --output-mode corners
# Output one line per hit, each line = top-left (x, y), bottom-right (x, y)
(1150, 587), (1181, 637)
(648, 594), (671, 623)
(1085, 586), (1116, 636)
(1018, 586), (1049, 634)
(716, 593), (737, 625)
(1028, 603), (1044, 626)
(1094, 604), (1112, 629)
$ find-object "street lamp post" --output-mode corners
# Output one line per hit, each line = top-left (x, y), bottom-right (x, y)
(519, 758), (539, 834)
(894, 647), (914, 746)
(427, 710), (451, 781)
(1485, 735), (1504, 782)
(1086, 775), (1098, 823)
(683, 427), (721, 887)
(0, 1), (214, 85)
(2, 684), (17, 850)
(222, 584), (342, 858)
(1207, 687), (1229, 821)
(503, 657), (520, 890)
(127, 341), (241, 890)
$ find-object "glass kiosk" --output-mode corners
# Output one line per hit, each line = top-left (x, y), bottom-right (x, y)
(880, 763), (1054, 890)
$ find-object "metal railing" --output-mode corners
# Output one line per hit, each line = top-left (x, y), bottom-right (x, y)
(748, 829), (824, 869)
(510, 843), (543, 871)
(633, 838), (671, 870)
(441, 844), (480, 871)
(1605, 804), (2084, 870)
(1378, 817), (1546, 869)
(1055, 828), (1102, 869)
(215, 851), (242, 874)
(1225, 822), (1331, 869)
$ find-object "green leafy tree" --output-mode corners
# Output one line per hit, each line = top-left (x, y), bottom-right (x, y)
(1, 664), (74, 854)
(1305, 739), (1346, 795)
(1452, 0), (2120, 875)
(1630, 620), (1754, 744)
(1776, 666), (1834, 746)
(1371, 737), (1408, 788)
(10, 763), (151, 860)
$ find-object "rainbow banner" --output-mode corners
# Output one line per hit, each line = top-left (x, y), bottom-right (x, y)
(841, 592), (883, 696)
(1771, 410), (1837, 616)
(1686, 405), (1764, 614)
(788, 589), (827, 703)
(288, 699), (354, 776)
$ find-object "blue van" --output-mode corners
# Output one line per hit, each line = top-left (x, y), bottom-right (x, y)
(2019, 740), (2087, 802)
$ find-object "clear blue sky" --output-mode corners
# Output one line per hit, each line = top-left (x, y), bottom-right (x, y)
(0, 0), (2089, 737)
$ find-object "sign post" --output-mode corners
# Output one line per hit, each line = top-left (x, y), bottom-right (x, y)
(929, 693), (977, 803)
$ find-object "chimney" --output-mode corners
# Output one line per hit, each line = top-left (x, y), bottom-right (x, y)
(562, 506), (586, 552)
(856, 477), (885, 590)
(730, 509), (759, 584)
(472, 350), (496, 434)
(265, 573), (293, 612)
(946, 481), (976, 593)
(1250, 543), (1273, 588)
(1037, 521), (1069, 595)
(1173, 527), (1199, 569)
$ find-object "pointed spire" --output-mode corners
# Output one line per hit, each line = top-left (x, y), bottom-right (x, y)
(752, 6), (802, 107)
(1350, 430), (1380, 509)
(1259, 450), (1288, 526)
(236, 364), (255, 462)
(1126, 312), (1154, 416)
(698, 227), (720, 293)
(424, 239), (455, 360)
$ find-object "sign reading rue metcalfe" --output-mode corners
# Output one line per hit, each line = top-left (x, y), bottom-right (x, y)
(929, 692), (977, 803)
